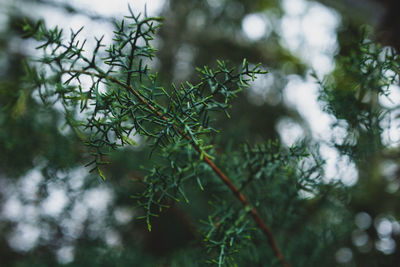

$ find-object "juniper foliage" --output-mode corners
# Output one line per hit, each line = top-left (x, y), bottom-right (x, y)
(20, 8), (400, 267)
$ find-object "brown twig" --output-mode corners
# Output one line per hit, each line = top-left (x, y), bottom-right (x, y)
(68, 70), (290, 267)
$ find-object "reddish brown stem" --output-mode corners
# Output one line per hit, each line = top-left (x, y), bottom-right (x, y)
(202, 156), (290, 267)
(69, 70), (290, 267)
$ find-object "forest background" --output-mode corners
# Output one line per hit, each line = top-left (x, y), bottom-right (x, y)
(1, 0), (400, 266)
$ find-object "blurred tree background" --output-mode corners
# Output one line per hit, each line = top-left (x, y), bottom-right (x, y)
(0, 0), (400, 266)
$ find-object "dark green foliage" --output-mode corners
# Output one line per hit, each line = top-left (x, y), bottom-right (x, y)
(1, 2), (399, 267)
(19, 8), (352, 266)
(318, 30), (400, 161)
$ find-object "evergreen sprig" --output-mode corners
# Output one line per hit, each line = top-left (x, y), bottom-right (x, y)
(19, 7), (349, 267)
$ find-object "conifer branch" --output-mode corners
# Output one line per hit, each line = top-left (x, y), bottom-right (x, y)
(67, 69), (290, 267)
(24, 12), (292, 264)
